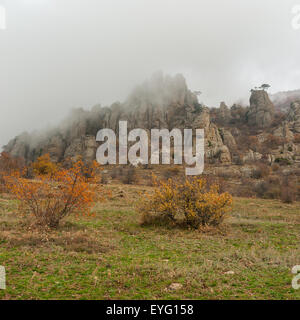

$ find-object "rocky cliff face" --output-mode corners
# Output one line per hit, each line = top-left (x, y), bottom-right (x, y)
(247, 90), (275, 128)
(287, 101), (300, 133)
(4, 74), (300, 167)
(4, 73), (231, 164)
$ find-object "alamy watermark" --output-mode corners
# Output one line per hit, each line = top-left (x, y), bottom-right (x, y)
(292, 5), (300, 30)
(96, 121), (204, 175)
(0, 5), (6, 30)
(292, 265), (300, 290)
(0, 266), (5, 290)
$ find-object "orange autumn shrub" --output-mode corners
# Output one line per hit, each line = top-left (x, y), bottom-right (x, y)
(139, 176), (233, 229)
(5, 159), (101, 228)
(0, 152), (24, 192)
(32, 154), (58, 176)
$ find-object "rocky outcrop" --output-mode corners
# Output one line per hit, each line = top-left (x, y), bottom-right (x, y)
(270, 89), (300, 113)
(4, 133), (30, 159)
(4, 73), (230, 165)
(247, 90), (275, 128)
(4, 73), (300, 168)
(63, 135), (97, 162)
(216, 102), (231, 124)
(273, 121), (294, 141)
(287, 101), (300, 133)
(242, 149), (263, 163)
(218, 128), (237, 151)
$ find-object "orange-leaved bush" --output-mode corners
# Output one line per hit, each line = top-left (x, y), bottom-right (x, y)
(32, 153), (59, 176)
(0, 152), (24, 192)
(5, 159), (101, 228)
(139, 176), (233, 229)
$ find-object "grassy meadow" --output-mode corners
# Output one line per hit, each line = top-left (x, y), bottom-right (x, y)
(0, 183), (300, 300)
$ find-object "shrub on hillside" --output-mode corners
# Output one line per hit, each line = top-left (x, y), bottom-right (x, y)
(263, 134), (285, 150)
(5, 159), (100, 228)
(254, 178), (281, 199)
(274, 158), (292, 166)
(121, 167), (138, 185)
(294, 134), (300, 144)
(32, 154), (58, 176)
(139, 177), (232, 229)
(162, 167), (181, 180)
(251, 163), (271, 179)
(0, 152), (25, 192)
(280, 176), (295, 204)
(271, 163), (281, 172)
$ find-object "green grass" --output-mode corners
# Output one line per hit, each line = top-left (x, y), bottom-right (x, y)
(0, 185), (300, 300)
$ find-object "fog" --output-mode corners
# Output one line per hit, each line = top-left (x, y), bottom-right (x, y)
(1, 0), (300, 148)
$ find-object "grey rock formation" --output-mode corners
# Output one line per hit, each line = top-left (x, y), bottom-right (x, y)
(218, 128), (237, 151)
(5, 74), (298, 168)
(4, 73), (231, 165)
(218, 102), (232, 124)
(247, 90), (275, 128)
(242, 149), (263, 163)
(287, 101), (300, 133)
(273, 121), (294, 141)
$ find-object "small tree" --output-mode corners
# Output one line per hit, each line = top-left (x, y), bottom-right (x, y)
(0, 152), (24, 192)
(32, 154), (58, 176)
(5, 159), (101, 228)
(260, 84), (271, 91)
(0, 152), (24, 173)
(121, 167), (138, 185)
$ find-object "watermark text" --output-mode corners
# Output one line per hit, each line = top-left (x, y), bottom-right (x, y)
(0, 266), (5, 290)
(292, 265), (300, 290)
(96, 121), (204, 175)
(0, 5), (6, 30)
(292, 5), (300, 30)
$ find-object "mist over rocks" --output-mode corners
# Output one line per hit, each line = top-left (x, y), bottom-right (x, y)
(4, 73), (204, 162)
(3, 73), (300, 167)
(270, 89), (300, 113)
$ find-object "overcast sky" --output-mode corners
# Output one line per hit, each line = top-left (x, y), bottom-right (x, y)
(0, 0), (300, 148)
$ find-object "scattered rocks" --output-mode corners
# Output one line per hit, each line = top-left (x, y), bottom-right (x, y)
(224, 271), (235, 275)
(168, 283), (183, 291)
(242, 149), (263, 163)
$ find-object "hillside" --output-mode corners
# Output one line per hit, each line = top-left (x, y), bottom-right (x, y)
(270, 89), (300, 113)
(0, 184), (299, 300)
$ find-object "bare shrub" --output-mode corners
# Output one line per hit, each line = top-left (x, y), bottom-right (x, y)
(274, 158), (292, 166)
(0, 152), (25, 192)
(110, 167), (121, 180)
(122, 167), (138, 185)
(100, 173), (109, 185)
(251, 163), (271, 179)
(293, 134), (300, 144)
(271, 163), (281, 172)
(254, 178), (281, 199)
(236, 178), (256, 197)
(162, 167), (180, 180)
(263, 134), (285, 151)
(280, 176), (295, 204)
